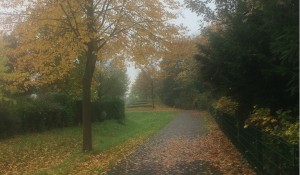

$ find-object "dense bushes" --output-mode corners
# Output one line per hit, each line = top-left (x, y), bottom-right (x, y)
(0, 103), (20, 137)
(18, 94), (75, 131)
(0, 93), (75, 137)
(0, 93), (125, 138)
(92, 97), (125, 122)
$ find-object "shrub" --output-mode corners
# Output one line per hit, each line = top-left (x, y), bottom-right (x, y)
(16, 94), (71, 132)
(0, 102), (20, 137)
(193, 92), (212, 110)
(93, 97), (125, 121)
(213, 96), (239, 117)
(244, 107), (299, 144)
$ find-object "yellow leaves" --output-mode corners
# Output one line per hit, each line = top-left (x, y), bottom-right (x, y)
(158, 36), (201, 83)
(71, 136), (147, 175)
(244, 107), (299, 144)
(195, 113), (256, 175)
(1, 0), (182, 93)
(0, 132), (81, 175)
(0, 37), (24, 93)
(243, 124), (249, 129)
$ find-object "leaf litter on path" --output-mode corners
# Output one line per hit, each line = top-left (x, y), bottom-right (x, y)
(107, 111), (256, 175)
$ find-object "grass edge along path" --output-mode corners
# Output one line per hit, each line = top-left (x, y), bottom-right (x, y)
(0, 111), (175, 175)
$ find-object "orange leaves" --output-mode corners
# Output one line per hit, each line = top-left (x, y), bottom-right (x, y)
(196, 130), (255, 175)
(68, 136), (147, 175)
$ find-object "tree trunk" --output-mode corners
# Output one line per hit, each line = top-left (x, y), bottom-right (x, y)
(82, 0), (97, 151)
(82, 71), (92, 151)
(82, 40), (97, 151)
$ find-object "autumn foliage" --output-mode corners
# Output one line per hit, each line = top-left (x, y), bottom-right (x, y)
(0, 0), (182, 150)
(244, 107), (299, 144)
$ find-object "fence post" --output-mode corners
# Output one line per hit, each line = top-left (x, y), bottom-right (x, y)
(294, 144), (299, 175)
(236, 119), (240, 147)
(256, 129), (263, 174)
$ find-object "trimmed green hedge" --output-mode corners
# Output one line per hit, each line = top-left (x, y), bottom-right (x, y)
(0, 93), (75, 138)
(0, 94), (125, 138)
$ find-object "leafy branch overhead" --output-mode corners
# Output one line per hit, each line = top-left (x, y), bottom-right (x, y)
(2, 0), (180, 91)
(0, 0), (182, 151)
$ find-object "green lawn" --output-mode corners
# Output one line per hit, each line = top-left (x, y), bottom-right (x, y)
(0, 111), (175, 175)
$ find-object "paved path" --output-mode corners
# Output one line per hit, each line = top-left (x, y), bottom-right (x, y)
(107, 111), (222, 175)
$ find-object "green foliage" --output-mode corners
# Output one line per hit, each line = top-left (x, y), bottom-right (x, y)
(96, 64), (129, 99)
(245, 107), (299, 144)
(93, 97), (125, 121)
(193, 92), (213, 110)
(189, 0), (298, 116)
(130, 70), (154, 100)
(0, 91), (126, 138)
(17, 93), (75, 132)
(0, 102), (20, 137)
(213, 96), (239, 117)
(0, 93), (76, 137)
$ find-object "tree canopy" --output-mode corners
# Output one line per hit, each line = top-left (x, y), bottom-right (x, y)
(0, 0), (181, 150)
(186, 0), (298, 116)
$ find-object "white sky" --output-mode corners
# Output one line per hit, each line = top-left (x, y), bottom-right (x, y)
(126, 1), (201, 89)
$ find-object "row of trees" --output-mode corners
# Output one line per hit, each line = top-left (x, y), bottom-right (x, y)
(131, 0), (298, 144)
(187, 0), (299, 141)
(189, 0), (299, 116)
(0, 0), (182, 150)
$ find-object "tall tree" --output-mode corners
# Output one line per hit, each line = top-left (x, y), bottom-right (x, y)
(157, 36), (201, 108)
(187, 0), (299, 116)
(1, 0), (180, 151)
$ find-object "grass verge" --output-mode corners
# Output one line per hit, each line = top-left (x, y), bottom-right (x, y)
(0, 111), (175, 175)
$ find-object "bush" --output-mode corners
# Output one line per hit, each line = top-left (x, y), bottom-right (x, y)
(0, 93), (76, 137)
(0, 93), (125, 138)
(193, 92), (212, 110)
(16, 93), (75, 132)
(0, 102), (20, 138)
(93, 97), (125, 121)
(213, 96), (239, 117)
(244, 107), (299, 144)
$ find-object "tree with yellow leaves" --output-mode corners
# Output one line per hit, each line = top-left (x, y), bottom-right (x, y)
(157, 36), (206, 108)
(0, 0), (180, 151)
